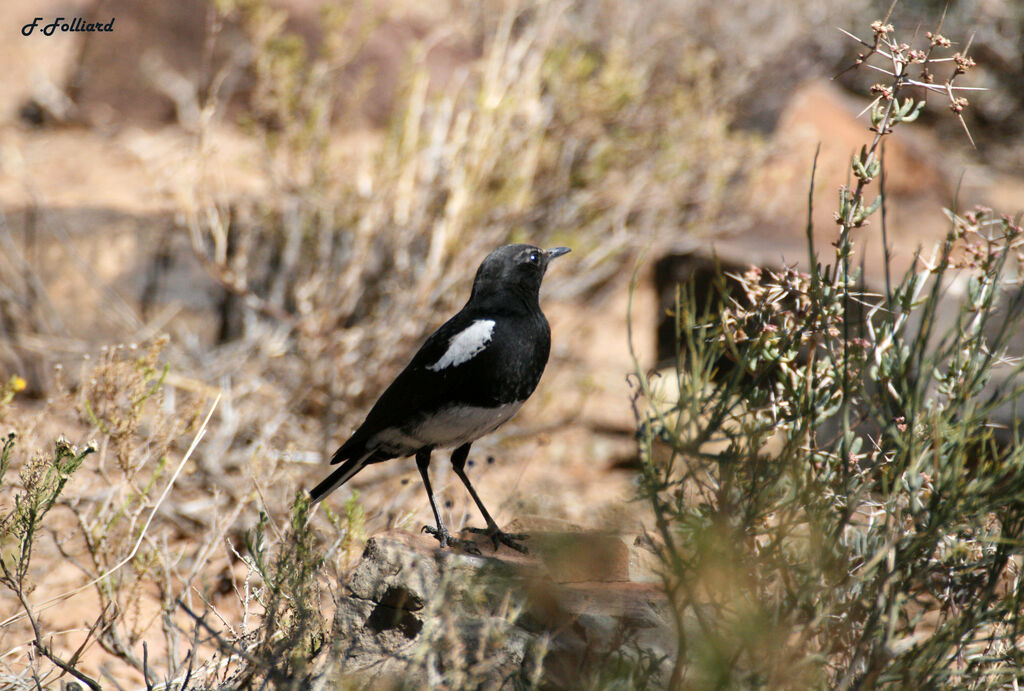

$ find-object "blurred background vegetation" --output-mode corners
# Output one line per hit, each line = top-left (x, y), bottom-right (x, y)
(1, 0), (1023, 687)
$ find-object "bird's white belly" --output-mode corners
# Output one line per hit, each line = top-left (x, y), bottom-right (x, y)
(413, 401), (524, 446)
(371, 401), (524, 452)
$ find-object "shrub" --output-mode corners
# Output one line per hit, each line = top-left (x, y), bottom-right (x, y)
(631, 17), (1024, 689)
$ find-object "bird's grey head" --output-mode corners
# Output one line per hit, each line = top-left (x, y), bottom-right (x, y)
(470, 244), (570, 304)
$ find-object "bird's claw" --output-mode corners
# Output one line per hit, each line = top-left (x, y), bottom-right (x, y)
(422, 525), (482, 555)
(465, 526), (529, 554)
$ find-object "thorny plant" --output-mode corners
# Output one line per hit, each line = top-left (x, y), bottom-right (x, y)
(630, 15), (1024, 690)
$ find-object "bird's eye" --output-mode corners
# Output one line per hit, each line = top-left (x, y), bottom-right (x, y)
(527, 252), (539, 263)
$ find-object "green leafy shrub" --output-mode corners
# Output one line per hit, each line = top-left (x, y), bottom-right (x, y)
(632, 17), (1024, 689)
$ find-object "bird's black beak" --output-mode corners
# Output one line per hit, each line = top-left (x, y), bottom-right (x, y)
(544, 247), (571, 261)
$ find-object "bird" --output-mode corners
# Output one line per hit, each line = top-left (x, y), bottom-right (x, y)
(309, 244), (570, 553)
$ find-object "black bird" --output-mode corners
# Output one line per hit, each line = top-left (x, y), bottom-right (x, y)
(309, 244), (570, 552)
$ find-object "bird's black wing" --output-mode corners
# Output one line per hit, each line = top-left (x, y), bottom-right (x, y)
(331, 307), (486, 463)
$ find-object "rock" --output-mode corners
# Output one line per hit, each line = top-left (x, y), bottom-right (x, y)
(346, 530), (509, 606)
(325, 530), (675, 688)
(741, 78), (955, 283)
(628, 535), (663, 584)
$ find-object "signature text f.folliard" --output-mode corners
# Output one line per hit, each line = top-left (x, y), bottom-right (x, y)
(22, 17), (115, 37)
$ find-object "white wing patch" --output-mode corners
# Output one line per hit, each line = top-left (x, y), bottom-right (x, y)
(427, 319), (495, 371)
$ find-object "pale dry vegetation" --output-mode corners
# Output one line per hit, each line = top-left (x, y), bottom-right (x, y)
(0, 0), (764, 686)
(0, 0), (1021, 688)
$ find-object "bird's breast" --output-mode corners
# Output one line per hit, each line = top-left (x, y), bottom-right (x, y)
(476, 313), (551, 401)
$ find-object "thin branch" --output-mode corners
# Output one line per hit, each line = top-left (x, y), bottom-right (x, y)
(0, 395), (222, 630)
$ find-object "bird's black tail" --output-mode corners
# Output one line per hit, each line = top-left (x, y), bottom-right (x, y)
(309, 453), (369, 504)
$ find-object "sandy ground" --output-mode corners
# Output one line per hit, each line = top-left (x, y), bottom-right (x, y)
(1, 2), (1022, 687)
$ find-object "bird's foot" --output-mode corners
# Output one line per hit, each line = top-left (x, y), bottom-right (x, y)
(421, 525), (482, 556)
(465, 526), (529, 554)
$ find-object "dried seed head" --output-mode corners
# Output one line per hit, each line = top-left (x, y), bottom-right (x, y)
(953, 53), (976, 75)
(871, 21), (894, 37)
(870, 83), (894, 101)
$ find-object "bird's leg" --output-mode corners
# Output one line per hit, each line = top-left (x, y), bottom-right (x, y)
(450, 444), (529, 554)
(416, 448), (479, 554)
(416, 449), (451, 546)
